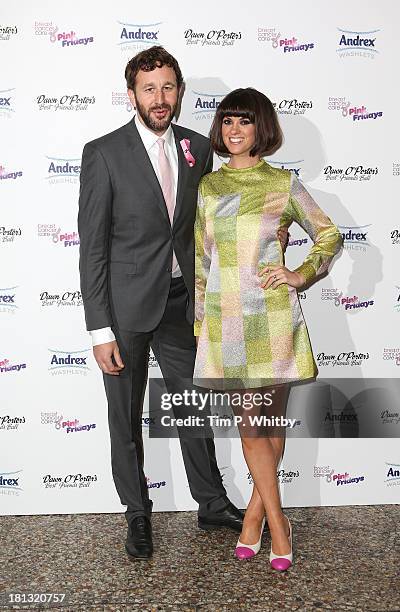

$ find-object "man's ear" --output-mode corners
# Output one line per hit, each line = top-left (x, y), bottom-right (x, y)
(127, 88), (136, 109)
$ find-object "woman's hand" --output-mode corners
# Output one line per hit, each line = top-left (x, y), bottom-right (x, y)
(259, 264), (305, 290)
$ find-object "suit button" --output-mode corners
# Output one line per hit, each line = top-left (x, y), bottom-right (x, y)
(166, 267), (171, 272)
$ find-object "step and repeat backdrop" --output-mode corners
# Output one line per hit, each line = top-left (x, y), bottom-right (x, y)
(1, 1), (399, 515)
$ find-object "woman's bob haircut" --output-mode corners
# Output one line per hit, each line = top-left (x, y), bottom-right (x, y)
(209, 87), (283, 158)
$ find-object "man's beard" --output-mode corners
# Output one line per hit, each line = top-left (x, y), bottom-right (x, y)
(135, 98), (176, 133)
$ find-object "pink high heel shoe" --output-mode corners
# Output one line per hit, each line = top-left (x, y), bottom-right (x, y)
(234, 518), (265, 560)
(269, 515), (293, 571)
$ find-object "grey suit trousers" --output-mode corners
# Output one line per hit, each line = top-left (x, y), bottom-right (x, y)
(103, 276), (228, 523)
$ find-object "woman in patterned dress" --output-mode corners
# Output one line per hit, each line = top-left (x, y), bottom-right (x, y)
(193, 88), (342, 570)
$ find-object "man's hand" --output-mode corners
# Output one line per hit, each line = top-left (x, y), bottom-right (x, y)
(277, 226), (290, 252)
(93, 340), (125, 376)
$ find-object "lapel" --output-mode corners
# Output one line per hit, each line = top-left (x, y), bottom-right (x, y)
(172, 124), (191, 224)
(124, 118), (170, 224)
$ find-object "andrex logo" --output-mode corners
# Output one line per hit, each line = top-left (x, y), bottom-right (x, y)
(45, 156), (81, 184)
(0, 88), (15, 117)
(0, 470), (23, 495)
(338, 224), (371, 251)
(337, 28), (379, 58)
(48, 349), (91, 376)
(269, 159), (303, 177)
(191, 92), (224, 120)
(0, 286), (18, 312)
(118, 21), (162, 51)
(385, 463), (400, 486)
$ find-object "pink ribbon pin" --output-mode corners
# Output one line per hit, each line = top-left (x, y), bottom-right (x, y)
(180, 138), (196, 167)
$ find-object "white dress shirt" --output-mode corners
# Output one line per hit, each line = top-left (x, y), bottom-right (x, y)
(90, 115), (181, 347)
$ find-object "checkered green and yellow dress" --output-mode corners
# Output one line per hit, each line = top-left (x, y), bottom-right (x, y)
(193, 159), (342, 389)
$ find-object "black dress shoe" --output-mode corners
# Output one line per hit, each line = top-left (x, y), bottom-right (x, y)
(125, 516), (153, 560)
(198, 501), (244, 532)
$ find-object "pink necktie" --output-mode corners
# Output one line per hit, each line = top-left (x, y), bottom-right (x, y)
(157, 138), (178, 273)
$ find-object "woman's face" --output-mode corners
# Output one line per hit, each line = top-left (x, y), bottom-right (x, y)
(221, 115), (256, 159)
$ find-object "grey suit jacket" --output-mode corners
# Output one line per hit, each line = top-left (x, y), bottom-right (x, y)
(78, 118), (213, 332)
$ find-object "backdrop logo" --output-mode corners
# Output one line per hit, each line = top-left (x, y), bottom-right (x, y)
(0, 470), (22, 496)
(337, 28), (379, 59)
(42, 473), (98, 489)
(117, 21), (162, 52)
(0, 286), (18, 314)
(34, 22), (93, 46)
(258, 27), (315, 53)
(322, 289), (374, 312)
(269, 159), (303, 177)
(0, 88), (15, 118)
(277, 468), (300, 484)
(314, 466), (365, 486)
(41, 412), (96, 434)
(146, 476), (166, 489)
(328, 96), (383, 122)
(338, 224), (370, 252)
(395, 286), (400, 312)
(0, 415), (25, 431)
(148, 352), (159, 368)
(385, 463), (400, 487)
(288, 237), (308, 247)
(0, 26), (18, 40)
(34, 21), (57, 36)
(393, 163), (400, 177)
(111, 92), (132, 112)
(0, 358), (27, 374)
(0, 165), (23, 181)
(313, 465), (334, 482)
(382, 348), (400, 365)
(324, 165), (378, 181)
(272, 99), (312, 115)
(391, 229), (400, 245)
(36, 94), (95, 112)
(48, 349), (91, 376)
(316, 351), (369, 367)
(40, 290), (82, 308)
(45, 156), (81, 184)
(248, 468), (299, 485)
(184, 29), (242, 46)
(0, 226), (22, 243)
(141, 411), (156, 428)
(38, 225), (80, 247)
(381, 410), (400, 425)
(191, 91), (224, 120)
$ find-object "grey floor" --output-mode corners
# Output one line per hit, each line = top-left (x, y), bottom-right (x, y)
(0, 506), (399, 611)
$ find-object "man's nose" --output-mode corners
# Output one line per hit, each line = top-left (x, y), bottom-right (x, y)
(154, 89), (165, 104)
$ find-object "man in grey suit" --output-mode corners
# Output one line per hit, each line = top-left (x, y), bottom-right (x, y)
(78, 46), (244, 560)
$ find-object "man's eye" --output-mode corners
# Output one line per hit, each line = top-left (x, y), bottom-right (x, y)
(145, 88), (154, 93)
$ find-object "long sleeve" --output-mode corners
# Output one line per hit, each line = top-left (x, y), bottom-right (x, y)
(78, 143), (113, 330)
(284, 174), (343, 284)
(194, 183), (212, 336)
